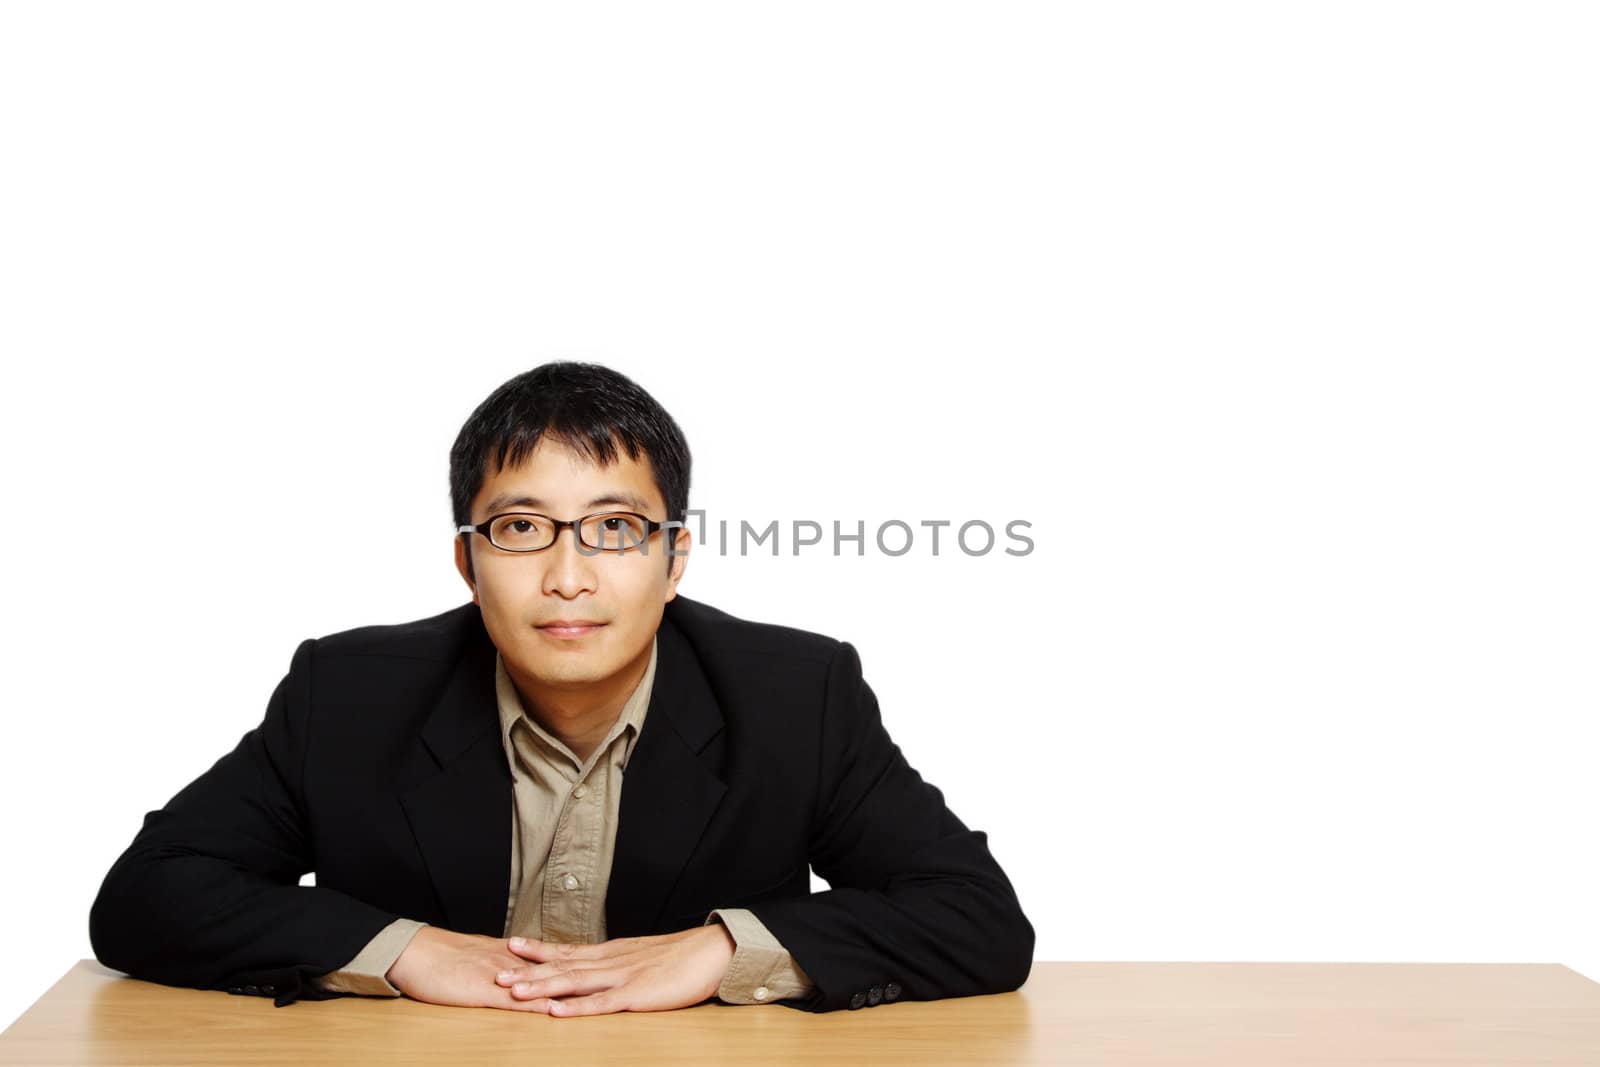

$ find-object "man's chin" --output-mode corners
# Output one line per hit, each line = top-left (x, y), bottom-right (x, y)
(527, 660), (609, 689)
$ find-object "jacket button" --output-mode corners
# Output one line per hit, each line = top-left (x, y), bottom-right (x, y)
(262, 985), (276, 995)
(884, 982), (902, 1001)
(243, 985), (259, 995)
(867, 985), (883, 1006)
(227, 987), (243, 995)
(848, 991), (867, 1009)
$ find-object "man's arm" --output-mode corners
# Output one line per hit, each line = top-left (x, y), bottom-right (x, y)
(742, 640), (1035, 1012)
(88, 638), (404, 1006)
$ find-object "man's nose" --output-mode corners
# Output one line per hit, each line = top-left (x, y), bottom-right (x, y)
(542, 524), (598, 596)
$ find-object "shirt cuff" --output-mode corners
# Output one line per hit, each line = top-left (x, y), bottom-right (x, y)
(308, 918), (429, 997)
(702, 907), (816, 1005)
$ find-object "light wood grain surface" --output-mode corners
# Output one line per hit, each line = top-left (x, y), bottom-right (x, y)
(2, 960), (1598, 1065)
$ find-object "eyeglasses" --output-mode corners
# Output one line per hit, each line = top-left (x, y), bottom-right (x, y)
(456, 511), (673, 554)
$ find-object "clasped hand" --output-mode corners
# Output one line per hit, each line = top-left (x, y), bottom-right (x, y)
(385, 922), (737, 1016)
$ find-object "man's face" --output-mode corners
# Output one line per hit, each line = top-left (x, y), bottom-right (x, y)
(454, 437), (689, 693)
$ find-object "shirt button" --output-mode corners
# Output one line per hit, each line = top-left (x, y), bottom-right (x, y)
(572, 784), (587, 799)
(753, 986), (769, 1001)
(563, 873), (579, 890)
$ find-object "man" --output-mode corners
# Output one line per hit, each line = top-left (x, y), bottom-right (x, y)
(89, 362), (1035, 1015)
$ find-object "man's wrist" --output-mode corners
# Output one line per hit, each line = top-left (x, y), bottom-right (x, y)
(703, 908), (814, 1004)
(385, 923), (438, 990)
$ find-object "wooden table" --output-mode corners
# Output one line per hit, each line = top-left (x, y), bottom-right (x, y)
(3, 961), (1598, 1064)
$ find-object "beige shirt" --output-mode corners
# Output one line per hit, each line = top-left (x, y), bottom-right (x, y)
(313, 633), (815, 1006)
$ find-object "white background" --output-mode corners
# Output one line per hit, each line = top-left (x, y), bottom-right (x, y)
(2, 0), (1596, 1033)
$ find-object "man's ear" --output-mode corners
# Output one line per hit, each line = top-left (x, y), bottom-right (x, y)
(663, 524), (691, 602)
(454, 537), (480, 605)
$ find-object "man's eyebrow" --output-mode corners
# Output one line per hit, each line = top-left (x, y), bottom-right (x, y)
(481, 491), (654, 514)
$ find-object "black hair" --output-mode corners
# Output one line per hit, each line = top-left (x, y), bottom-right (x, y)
(449, 362), (692, 581)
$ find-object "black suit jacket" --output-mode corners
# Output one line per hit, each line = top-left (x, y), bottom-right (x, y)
(89, 594), (1035, 1012)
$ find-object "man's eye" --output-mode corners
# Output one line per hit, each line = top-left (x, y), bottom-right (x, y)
(510, 520), (533, 533)
(601, 517), (623, 531)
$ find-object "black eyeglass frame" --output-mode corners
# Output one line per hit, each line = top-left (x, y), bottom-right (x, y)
(456, 510), (678, 556)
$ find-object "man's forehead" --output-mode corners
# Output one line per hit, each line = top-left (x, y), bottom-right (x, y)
(477, 441), (662, 514)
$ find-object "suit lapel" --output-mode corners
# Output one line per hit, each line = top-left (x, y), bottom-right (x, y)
(605, 613), (728, 937)
(397, 619), (513, 936)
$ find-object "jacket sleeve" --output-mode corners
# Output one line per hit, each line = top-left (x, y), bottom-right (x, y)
(88, 637), (405, 1007)
(743, 641), (1035, 1013)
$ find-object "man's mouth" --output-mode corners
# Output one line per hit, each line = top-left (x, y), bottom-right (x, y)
(537, 621), (607, 639)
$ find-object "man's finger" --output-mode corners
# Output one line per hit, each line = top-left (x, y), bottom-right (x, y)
(510, 968), (622, 1001)
(507, 997), (559, 1014)
(490, 988), (556, 1013)
(495, 960), (579, 986)
(548, 990), (623, 1017)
